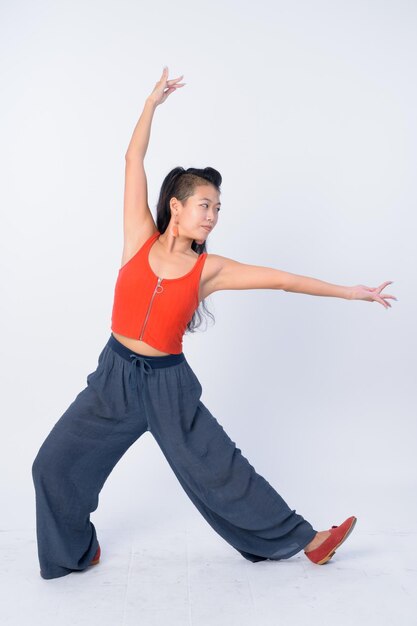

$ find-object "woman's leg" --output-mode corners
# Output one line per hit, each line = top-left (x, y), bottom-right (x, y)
(31, 340), (149, 579)
(145, 362), (318, 563)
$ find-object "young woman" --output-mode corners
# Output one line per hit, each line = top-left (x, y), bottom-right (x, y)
(32, 67), (396, 580)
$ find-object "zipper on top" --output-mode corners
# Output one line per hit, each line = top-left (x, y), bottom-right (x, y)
(139, 276), (164, 341)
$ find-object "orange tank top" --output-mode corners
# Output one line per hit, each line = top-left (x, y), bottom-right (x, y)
(111, 231), (208, 354)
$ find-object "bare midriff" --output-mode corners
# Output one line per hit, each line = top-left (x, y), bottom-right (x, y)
(111, 331), (173, 356)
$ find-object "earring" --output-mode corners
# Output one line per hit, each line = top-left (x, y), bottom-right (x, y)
(171, 213), (179, 238)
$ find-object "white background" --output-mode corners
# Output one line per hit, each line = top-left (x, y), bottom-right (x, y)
(1, 0), (415, 543)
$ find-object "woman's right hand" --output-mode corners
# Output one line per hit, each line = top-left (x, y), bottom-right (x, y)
(147, 67), (185, 107)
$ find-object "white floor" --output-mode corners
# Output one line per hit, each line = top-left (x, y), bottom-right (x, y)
(2, 517), (416, 626)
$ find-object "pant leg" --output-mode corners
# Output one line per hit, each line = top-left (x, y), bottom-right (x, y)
(31, 343), (149, 579)
(146, 363), (318, 562)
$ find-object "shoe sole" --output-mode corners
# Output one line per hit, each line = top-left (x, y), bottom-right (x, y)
(39, 555), (101, 577)
(316, 516), (357, 565)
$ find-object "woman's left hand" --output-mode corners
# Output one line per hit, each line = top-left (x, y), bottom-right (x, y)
(349, 281), (397, 309)
(147, 67), (185, 107)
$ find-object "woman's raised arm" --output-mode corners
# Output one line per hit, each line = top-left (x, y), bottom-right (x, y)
(121, 67), (185, 267)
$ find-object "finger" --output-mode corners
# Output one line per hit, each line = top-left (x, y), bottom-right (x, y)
(164, 84), (185, 95)
(382, 295), (397, 300)
(159, 67), (169, 82)
(378, 281), (394, 292)
(163, 87), (176, 99)
(374, 296), (390, 309)
(382, 296), (392, 308)
(167, 75), (184, 85)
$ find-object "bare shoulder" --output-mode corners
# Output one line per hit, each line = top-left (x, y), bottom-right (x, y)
(201, 252), (222, 278)
(202, 252), (223, 272)
(199, 253), (227, 300)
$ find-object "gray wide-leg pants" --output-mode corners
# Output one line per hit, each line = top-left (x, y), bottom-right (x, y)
(32, 333), (317, 579)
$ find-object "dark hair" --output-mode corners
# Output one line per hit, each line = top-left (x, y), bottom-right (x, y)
(155, 166), (222, 334)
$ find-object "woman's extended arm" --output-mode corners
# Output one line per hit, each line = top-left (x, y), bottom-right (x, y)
(205, 254), (397, 309)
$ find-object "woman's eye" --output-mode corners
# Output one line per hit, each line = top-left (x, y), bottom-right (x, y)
(201, 203), (220, 211)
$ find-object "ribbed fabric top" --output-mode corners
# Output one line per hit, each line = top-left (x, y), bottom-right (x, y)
(111, 231), (208, 354)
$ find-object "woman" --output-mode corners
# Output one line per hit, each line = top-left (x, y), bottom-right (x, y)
(32, 67), (397, 580)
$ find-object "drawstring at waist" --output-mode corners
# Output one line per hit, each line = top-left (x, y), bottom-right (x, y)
(129, 354), (154, 424)
(105, 334), (186, 427)
(129, 354), (154, 393)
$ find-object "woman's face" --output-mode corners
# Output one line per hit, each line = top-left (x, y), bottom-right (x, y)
(174, 184), (221, 242)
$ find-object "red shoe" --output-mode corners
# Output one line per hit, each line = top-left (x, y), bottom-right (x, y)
(304, 516), (357, 565)
(89, 544), (101, 566)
